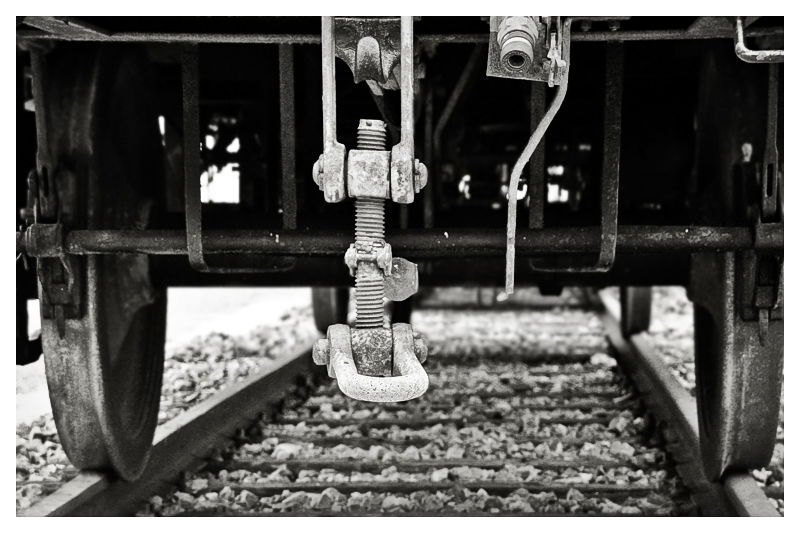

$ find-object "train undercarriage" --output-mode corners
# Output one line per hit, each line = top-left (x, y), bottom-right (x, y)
(16, 16), (783, 486)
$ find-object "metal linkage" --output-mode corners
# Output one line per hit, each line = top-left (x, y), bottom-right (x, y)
(311, 16), (430, 402)
(313, 120), (428, 401)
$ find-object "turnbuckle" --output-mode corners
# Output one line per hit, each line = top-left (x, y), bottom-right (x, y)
(312, 16), (430, 402)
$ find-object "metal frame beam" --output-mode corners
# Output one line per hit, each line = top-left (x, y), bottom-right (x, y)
(18, 225), (783, 258)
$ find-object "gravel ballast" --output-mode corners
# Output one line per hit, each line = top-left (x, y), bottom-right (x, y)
(16, 306), (316, 512)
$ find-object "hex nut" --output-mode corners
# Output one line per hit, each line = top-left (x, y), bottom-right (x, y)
(312, 339), (330, 366)
(347, 150), (391, 199)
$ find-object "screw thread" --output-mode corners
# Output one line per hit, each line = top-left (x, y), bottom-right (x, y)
(354, 119), (387, 328)
(356, 119), (388, 151)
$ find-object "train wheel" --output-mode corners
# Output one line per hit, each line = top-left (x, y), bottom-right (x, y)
(619, 286), (651, 337)
(34, 44), (166, 481)
(312, 287), (350, 333)
(690, 252), (783, 480)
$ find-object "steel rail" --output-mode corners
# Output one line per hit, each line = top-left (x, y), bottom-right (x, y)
(18, 292), (780, 516)
(17, 225), (783, 258)
(595, 291), (780, 517)
(19, 342), (320, 517)
(16, 27), (783, 44)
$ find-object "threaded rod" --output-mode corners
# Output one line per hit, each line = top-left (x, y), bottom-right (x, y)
(354, 119), (387, 329)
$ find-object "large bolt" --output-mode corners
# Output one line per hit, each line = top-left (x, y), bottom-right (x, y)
(354, 119), (388, 329)
(497, 16), (538, 72)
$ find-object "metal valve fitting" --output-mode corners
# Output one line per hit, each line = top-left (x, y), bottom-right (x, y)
(497, 16), (539, 72)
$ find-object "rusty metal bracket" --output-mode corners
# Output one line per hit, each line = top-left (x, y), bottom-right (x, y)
(487, 16), (568, 86)
(181, 45), (294, 274)
(25, 222), (82, 335)
(734, 16), (784, 64)
(334, 17), (401, 89)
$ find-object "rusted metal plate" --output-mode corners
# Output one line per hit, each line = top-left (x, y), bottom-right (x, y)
(334, 17), (401, 89)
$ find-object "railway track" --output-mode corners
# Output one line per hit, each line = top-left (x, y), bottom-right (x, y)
(19, 290), (781, 517)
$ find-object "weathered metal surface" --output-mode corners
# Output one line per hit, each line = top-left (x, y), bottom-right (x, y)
(16, 20), (783, 45)
(313, 16), (347, 203)
(334, 17), (401, 89)
(354, 260), (385, 329)
(350, 327), (393, 376)
(390, 16), (427, 204)
(528, 83), (547, 229)
(760, 63), (782, 222)
(278, 44), (297, 230)
(317, 324), (429, 402)
(181, 44), (206, 272)
(688, 252), (783, 480)
(347, 149), (392, 199)
(22, 16), (110, 39)
(180, 45), (294, 274)
(598, 291), (779, 516)
(18, 225), (784, 257)
(486, 16), (550, 82)
(529, 40), (623, 274)
(32, 44), (166, 481)
(384, 257), (418, 302)
(349, 123), (390, 329)
(734, 16), (783, 63)
(505, 19), (572, 293)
